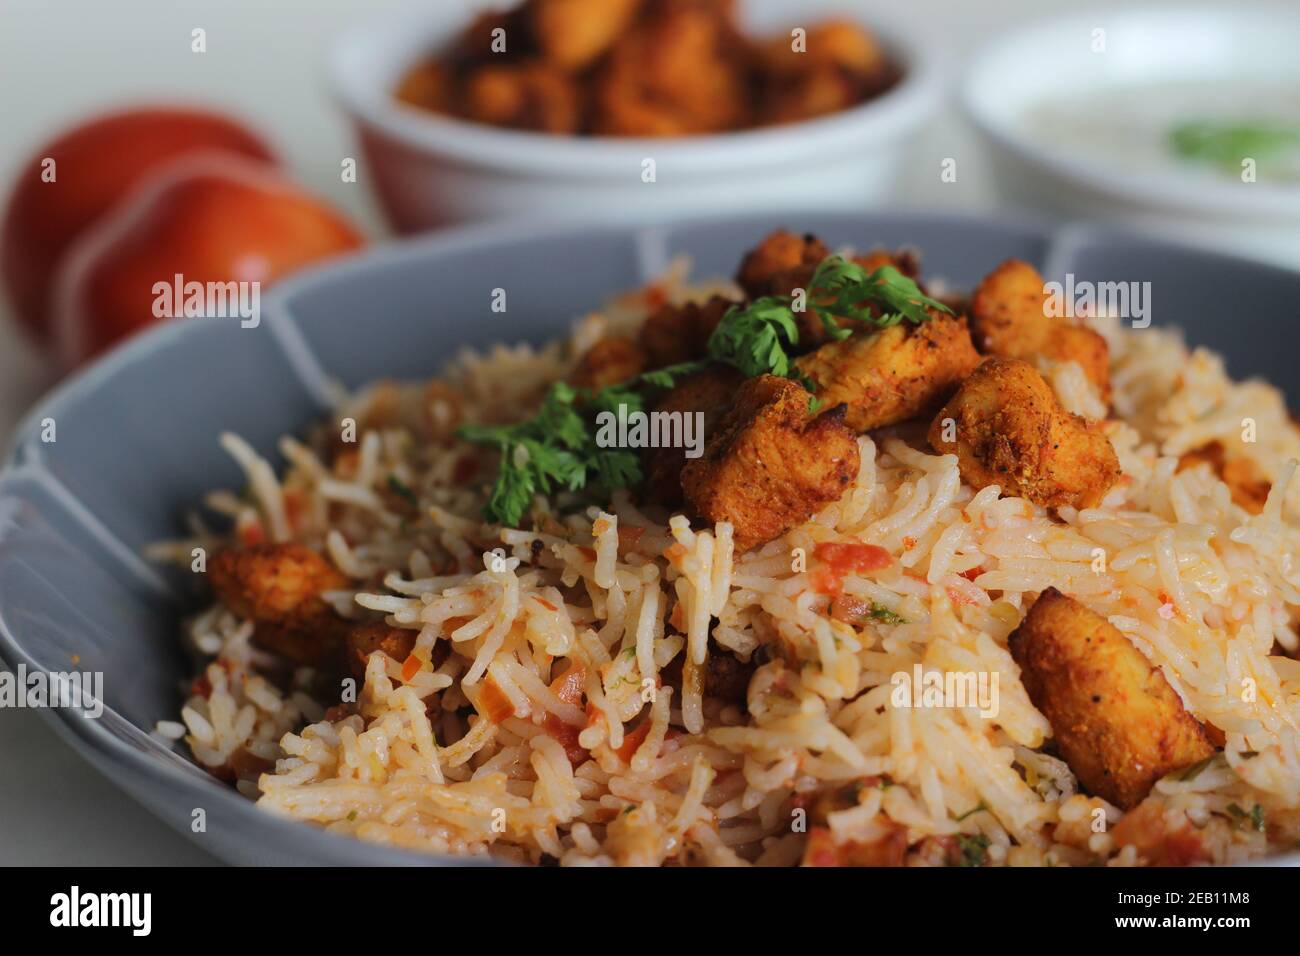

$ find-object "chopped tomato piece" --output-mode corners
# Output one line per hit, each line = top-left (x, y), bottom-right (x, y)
(813, 541), (892, 573)
(811, 540), (892, 595)
(400, 653), (422, 682)
(237, 519), (265, 547)
(615, 721), (652, 762)
(668, 601), (685, 631)
(542, 664), (589, 766)
(946, 586), (978, 606)
(478, 672), (515, 723)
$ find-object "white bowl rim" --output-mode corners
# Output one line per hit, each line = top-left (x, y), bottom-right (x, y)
(962, 1), (1300, 220)
(327, 6), (943, 178)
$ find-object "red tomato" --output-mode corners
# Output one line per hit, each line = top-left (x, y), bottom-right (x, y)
(52, 155), (363, 365)
(0, 107), (274, 345)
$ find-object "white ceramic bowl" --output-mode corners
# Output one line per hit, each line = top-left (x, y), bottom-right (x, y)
(329, 1), (941, 234)
(963, 3), (1300, 269)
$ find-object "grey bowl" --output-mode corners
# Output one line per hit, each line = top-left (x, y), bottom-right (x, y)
(3, 212), (1299, 866)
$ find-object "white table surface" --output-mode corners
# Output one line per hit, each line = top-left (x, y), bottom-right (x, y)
(0, 0), (1148, 865)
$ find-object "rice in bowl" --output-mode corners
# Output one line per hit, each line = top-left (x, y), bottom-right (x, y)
(152, 237), (1300, 866)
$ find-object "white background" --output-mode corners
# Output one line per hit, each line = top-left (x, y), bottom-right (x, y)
(0, 0), (1140, 865)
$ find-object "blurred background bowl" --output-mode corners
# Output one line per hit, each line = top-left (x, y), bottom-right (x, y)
(330, 1), (941, 233)
(964, 3), (1300, 269)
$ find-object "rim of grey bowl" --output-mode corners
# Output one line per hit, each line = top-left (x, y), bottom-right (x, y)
(4, 209), (1300, 867)
(327, 8), (943, 179)
(961, 2), (1300, 221)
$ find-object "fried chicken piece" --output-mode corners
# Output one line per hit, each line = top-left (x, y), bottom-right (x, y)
(735, 232), (922, 350)
(530, 0), (643, 70)
(462, 62), (581, 133)
(394, 60), (452, 112)
(343, 621), (419, 681)
(639, 295), (735, 368)
(451, 9), (532, 66)
(208, 544), (348, 668)
(642, 364), (744, 504)
(681, 374), (859, 551)
(568, 335), (646, 390)
(969, 259), (1112, 405)
(756, 20), (891, 125)
(591, 0), (749, 135)
(851, 247), (920, 279)
(1177, 441), (1272, 515)
(735, 230), (831, 301)
(927, 358), (1120, 510)
(795, 313), (980, 432)
(758, 19), (887, 79)
(1008, 588), (1215, 810)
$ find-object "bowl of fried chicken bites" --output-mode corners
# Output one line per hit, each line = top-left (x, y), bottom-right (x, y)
(331, 0), (939, 231)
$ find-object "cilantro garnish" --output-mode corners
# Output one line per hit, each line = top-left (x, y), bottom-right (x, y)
(459, 255), (949, 526)
(386, 474), (419, 508)
(866, 602), (907, 626)
(953, 801), (988, 823)
(1225, 802), (1267, 833)
(954, 833), (990, 867)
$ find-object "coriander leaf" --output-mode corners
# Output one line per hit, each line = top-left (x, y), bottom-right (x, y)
(954, 833), (990, 867)
(706, 298), (801, 379)
(386, 474), (419, 508)
(867, 602), (907, 626)
(639, 360), (707, 389)
(458, 382), (591, 526)
(810, 256), (952, 328)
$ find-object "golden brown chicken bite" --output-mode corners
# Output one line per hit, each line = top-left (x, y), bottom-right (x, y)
(591, 1), (748, 135)
(450, 10), (529, 66)
(928, 358), (1120, 510)
(759, 19), (887, 79)
(394, 60), (453, 112)
(530, 0), (643, 70)
(736, 230), (831, 301)
(756, 20), (891, 125)
(639, 295), (735, 368)
(568, 336), (646, 390)
(642, 364), (744, 504)
(681, 374), (859, 550)
(208, 543), (348, 668)
(1008, 588), (1215, 809)
(344, 621), (419, 681)
(969, 259), (1112, 404)
(795, 313), (980, 432)
(462, 62), (581, 133)
(735, 233), (924, 351)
